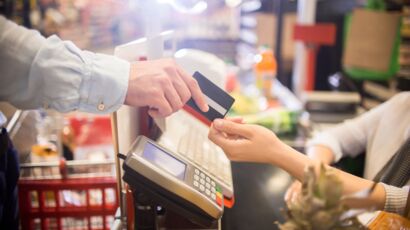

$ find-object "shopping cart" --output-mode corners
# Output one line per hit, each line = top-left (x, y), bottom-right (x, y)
(18, 159), (118, 230)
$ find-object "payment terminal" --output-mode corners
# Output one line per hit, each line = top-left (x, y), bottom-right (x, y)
(122, 136), (224, 227)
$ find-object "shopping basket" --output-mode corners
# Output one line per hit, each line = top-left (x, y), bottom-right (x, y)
(18, 159), (118, 230)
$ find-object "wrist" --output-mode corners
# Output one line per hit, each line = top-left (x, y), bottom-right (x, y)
(124, 63), (137, 106)
(268, 141), (315, 181)
(266, 140), (296, 165)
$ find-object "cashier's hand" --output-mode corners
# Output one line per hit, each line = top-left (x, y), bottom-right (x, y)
(208, 119), (283, 163)
(124, 59), (209, 118)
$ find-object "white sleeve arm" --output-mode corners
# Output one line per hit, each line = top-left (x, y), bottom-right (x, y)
(0, 16), (129, 114)
(306, 100), (389, 163)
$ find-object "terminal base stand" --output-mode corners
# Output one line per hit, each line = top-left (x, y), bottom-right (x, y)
(134, 191), (156, 229)
(132, 190), (218, 230)
(156, 209), (218, 229)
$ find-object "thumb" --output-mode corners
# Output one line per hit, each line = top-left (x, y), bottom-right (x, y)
(213, 119), (252, 139)
(226, 116), (244, 124)
(208, 125), (230, 149)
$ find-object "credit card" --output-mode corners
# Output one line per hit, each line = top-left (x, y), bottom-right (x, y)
(183, 71), (235, 126)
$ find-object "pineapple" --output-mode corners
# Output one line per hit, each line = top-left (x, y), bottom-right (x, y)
(278, 164), (366, 230)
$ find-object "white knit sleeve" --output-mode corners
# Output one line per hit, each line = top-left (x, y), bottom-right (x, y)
(380, 183), (409, 215)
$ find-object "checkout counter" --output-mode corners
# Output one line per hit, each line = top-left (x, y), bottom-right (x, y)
(110, 38), (362, 229)
(222, 162), (293, 229)
(111, 67), (313, 229)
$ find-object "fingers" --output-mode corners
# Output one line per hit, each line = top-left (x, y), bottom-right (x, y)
(176, 66), (209, 112)
(149, 95), (173, 118)
(208, 125), (249, 161)
(125, 59), (209, 117)
(284, 181), (301, 205)
(225, 118), (244, 139)
(284, 187), (293, 203)
(208, 125), (230, 148)
(163, 80), (183, 113)
(153, 63), (186, 115)
(291, 191), (298, 203)
(212, 119), (253, 138)
(226, 117), (244, 124)
(171, 77), (191, 105)
(161, 61), (191, 105)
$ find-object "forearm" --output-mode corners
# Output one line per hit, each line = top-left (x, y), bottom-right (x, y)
(335, 167), (385, 210)
(0, 16), (46, 104)
(0, 16), (129, 113)
(270, 142), (385, 210)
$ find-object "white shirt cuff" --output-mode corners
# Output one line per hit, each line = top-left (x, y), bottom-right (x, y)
(78, 51), (129, 114)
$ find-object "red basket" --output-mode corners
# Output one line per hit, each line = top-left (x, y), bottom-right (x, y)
(18, 176), (118, 230)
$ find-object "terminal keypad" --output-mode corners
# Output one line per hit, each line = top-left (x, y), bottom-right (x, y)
(192, 167), (223, 206)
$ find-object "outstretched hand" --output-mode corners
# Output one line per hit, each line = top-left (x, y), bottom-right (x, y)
(124, 58), (209, 117)
(208, 118), (285, 163)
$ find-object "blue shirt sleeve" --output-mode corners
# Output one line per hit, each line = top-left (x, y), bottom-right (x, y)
(0, 16), (129, 114)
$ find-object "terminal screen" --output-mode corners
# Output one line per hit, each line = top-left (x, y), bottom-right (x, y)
(142, 142), (186, 180)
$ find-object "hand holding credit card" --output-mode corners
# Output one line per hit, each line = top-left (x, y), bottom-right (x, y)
(183, 71), (235, 126)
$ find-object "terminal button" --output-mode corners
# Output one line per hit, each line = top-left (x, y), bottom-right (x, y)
(215, 192), (223, 206)
(211, 193), (216, 200)
(205, 183), (211, 189)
